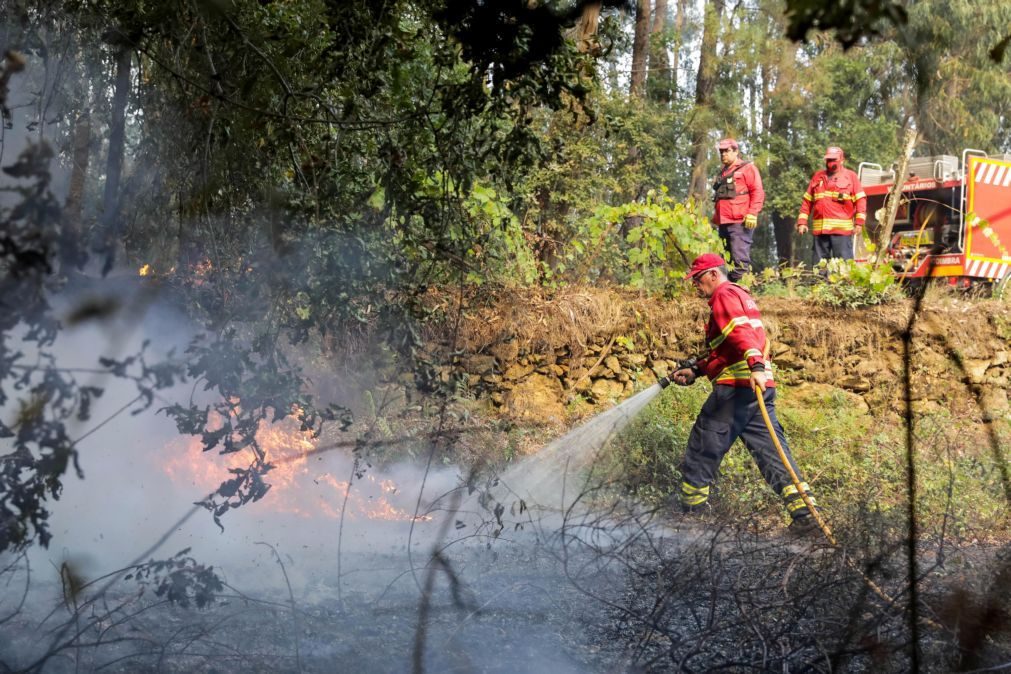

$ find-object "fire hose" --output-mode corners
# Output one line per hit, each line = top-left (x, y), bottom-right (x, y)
(751, 382), (947, 629)
(657, 363), (835, 544)
(752, 383), (836, 545)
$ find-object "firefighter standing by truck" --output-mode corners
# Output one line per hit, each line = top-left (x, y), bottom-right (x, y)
(712, 138), (765, 282)
(667, 253), (817, 532)
(796, 146), (867, 264)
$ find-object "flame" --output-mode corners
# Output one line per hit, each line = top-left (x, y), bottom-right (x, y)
(162, 412), (429, 522)
(138, 263), (153, 276)
(188, 259), (214, 287)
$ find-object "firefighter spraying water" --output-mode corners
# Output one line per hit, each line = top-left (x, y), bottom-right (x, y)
(656, 254), (820, 534)
(498, 253), (823, 537)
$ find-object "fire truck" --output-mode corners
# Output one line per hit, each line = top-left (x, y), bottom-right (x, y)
(859, 150), (1011, 287)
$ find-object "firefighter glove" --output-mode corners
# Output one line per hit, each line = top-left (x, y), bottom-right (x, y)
(672, 368), (696, 386)
(744, 214), (758, 229)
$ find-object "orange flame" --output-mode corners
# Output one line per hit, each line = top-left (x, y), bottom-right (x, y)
(138, 263), (153, 277)
(162, 412), (429, 522)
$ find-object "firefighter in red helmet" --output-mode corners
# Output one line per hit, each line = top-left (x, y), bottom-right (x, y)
(796, 146), (867, 264)
(667, 253), (818, 532)
(711, 138), (765, 282)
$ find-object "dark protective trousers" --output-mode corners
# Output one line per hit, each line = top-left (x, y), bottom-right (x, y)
(679, 385), (813, 519)
(718, 223), (753, 282)
(812, 234), (854, 265)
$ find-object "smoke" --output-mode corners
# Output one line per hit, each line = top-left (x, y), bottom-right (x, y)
(0, 277), (651, 672)
(0, 36), (662, 673)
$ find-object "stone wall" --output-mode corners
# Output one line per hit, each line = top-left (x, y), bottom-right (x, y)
(422, 292), (1011, 426)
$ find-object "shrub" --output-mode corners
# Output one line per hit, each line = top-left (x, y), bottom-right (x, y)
(810, 258), (903, 308)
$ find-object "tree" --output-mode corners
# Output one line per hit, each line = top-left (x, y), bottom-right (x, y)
(629, 0), (651, 99)
(687, 0), (725, 204)
(96, 29), (135, 273)
(647, 0), (671, 103)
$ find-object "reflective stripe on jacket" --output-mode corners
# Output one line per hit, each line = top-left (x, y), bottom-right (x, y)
(796, 168), (866, 235)
(713, 161), (765, 225)
(696, 282), (774, 388)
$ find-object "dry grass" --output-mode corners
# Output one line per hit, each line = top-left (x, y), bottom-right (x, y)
(421, 287), (1011, 373)
(423, 285), (704, 355)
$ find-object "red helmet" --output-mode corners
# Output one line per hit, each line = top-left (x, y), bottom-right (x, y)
(685, 253), (726, 279)
(824, 146), (845, 160)
(717, 138), (739, 151)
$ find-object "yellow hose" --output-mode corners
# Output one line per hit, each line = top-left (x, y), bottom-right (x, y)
(753, 384), (837, 545)
(904, 211), (934, 275)
(753, 383), (938, 624)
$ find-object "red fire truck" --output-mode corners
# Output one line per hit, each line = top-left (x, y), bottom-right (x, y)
(859, 150), (1011, 286)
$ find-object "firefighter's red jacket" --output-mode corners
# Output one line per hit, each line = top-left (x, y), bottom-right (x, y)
(696, 282), (774, 388)
(796, 168), (867, 235)
(713, 160), (765, 225)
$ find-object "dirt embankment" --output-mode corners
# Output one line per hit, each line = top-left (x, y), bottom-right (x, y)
(418, 287), (1011, 426)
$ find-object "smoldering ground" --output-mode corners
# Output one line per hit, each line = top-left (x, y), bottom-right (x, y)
(0, 277), (635, 673)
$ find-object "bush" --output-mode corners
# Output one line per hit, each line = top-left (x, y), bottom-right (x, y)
(570, 189), (725, 291)
(810, 258), (903, 308)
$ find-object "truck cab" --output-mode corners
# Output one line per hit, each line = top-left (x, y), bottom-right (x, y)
(859, 150), (1011, 285)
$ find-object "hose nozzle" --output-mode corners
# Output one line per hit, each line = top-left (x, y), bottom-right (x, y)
(659, 356), (700, 389)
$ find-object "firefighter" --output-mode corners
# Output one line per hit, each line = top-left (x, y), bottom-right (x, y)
(796, 146), (867, 264)
(711, 138), (765, 282)
(670, 253), (817, 531)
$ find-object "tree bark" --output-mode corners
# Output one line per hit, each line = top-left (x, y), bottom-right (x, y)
(629, 0), (651, 99)
(671, 0), (687, 95)
(771, 213), (794, 265)
(61, 109), (91, 270)
(571, 1), (603, 54)
(98, 46), (131, 272)
(687, 0), (725, 204)
(873, 127), (919, 264)
(648, 0), (670, 103)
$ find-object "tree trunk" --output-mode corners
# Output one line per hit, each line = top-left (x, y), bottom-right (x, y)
(687, 0), (724, 204)
(98, 46), (131, 272)
(571, 1), (603, 54)
(671, 0), (687, 95)
(61, 109), (91, 270)
(771, 213), (794, 265)
(764, 60), (794, 265)
(873, 127), (919, 264)
(630, 0), (651, 99)
(648, 0), (670, 103)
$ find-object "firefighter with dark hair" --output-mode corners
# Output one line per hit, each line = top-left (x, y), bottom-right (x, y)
(711, 138), (765, 283)
(796, 146), (867, 264)
(670, 253), (817, 531)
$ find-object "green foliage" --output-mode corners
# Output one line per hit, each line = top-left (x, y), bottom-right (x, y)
(783, 0), (907, 47)
(606, 383), (712, 504)
(461, 181), (539, 286)
(810, 258), (903, 307)
(901, 0), (1011, 150)
(574, 189), (724, 289)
